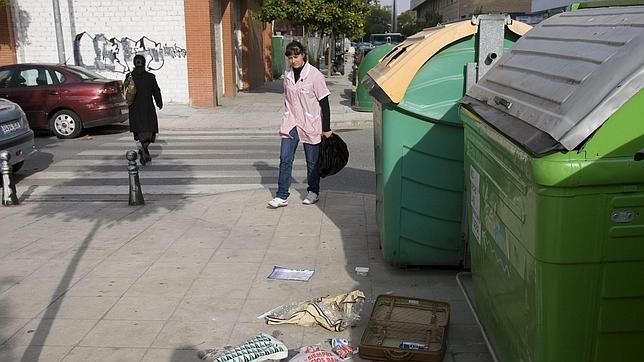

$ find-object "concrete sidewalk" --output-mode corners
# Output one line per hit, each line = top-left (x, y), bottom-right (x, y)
(0, 190), (488, 362)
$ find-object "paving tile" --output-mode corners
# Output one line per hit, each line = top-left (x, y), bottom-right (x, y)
(0, 318), (30, 344)
(452, 351), (493, 362)
(0, 345), (72, 361)
(86, 260), (154, 278)
(62, 346), (147, 361)
(246, 276), (312, 301)
(142, 348), (203, 362)
(152, 320), (230, 349)
(199, 262), (260, 281)
(124, 276), (195, 297)
(7, 318), (97, 346)
(65, 277), (137, 297)
(186, 278), (252, 299)
(447, 324), (490, 353)
(79, 320), (164, 348)
(38, 296), (119, 320)
(170, 296), (244, 324)
(210, 248), (266, 263)
(104, 296), (182, 321)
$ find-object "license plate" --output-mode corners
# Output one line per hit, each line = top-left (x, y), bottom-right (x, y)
(1, 120), (20, 134)
(120, 108), (129, 114)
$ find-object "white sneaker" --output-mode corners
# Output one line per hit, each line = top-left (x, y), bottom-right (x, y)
(268, 197), (288, 208)
(302, 192), (319, 205)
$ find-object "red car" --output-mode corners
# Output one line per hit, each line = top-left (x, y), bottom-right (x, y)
(0, 64), (128, 138)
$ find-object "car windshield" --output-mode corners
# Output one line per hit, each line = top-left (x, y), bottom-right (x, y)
(64, 66), (106, 80)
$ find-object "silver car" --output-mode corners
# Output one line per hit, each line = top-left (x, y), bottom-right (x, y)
(0, 98), (36, 172)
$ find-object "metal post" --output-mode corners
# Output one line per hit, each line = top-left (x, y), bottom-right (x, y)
(126, 150), (144, 206)
(0, 151), (19, 206)
(52, 0), (66, 64)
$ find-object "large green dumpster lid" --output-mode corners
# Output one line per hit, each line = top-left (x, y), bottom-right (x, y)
(464, 6), (644, 154)
(354, 43), (395, 111)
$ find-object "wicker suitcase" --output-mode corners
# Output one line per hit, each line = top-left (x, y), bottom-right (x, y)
(359, 295), (450, 361)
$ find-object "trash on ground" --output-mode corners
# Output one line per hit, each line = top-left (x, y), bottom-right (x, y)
(267, 265), (315, 281)
(197, 332), (288, 362)
(359, 295), (450, 362)
(330, 338), (355, 360)
(354, 267), (369, 276)
(83, 134), (93, 140)
(290, 345), (342, 362)
(259, 290), (365, 332)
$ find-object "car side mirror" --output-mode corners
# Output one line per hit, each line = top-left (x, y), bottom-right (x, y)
(635, 148), (644, 161)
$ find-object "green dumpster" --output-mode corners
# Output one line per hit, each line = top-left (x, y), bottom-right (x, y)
(271, 35), (284, 79)
(353, 43), (394, 112)
(364, 15), (530, 266)
(460, 6), (644, 362)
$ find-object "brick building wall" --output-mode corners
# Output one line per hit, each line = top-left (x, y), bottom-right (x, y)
(0, 5), (16, 66)
(416, 0), (531, 23)
(10, 0), (189, 103)
(184, 0), (217, 107)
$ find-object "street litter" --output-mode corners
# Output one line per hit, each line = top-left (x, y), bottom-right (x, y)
(267, 265), (315, 281)
(197, 332), (287, 362)
(258, 290), (365, 332)
(330, 338), (356, 360)
(354, 267), (369, 276)
(290, 345), (342, 362)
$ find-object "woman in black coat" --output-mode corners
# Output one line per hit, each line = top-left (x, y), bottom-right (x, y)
(129, 54), (163, 165)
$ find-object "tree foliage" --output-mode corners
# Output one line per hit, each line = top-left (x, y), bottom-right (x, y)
(0, 0), (9, 7)
(397, 10), (443, 37)
(256, 0), (370, 39)
(363, 1), (391, 38)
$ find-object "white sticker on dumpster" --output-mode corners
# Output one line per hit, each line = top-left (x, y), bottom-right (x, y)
(470, 166), (481, 244)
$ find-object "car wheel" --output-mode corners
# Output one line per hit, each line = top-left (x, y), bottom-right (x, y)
(50, 110), (82, 139)
(12, 161), (23, 173)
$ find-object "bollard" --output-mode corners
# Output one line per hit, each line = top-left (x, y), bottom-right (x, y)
(0, 151), (19, 206)
(126, 150), (145, 206)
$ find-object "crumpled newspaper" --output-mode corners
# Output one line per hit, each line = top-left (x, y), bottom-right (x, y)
(260, 290), (365, 332)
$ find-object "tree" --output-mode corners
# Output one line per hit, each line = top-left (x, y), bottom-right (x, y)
(0, 0), (9, 6)
(397, 10), (443, 37)
(363, 1), (391, 39)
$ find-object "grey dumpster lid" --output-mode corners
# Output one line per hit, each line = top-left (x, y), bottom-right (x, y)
(465, 6), (644, 152)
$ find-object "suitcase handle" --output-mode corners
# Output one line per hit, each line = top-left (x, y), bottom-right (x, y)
(383, 349), (413, 361)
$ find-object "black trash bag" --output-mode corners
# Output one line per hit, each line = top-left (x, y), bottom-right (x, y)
(317, 133), (349, 178)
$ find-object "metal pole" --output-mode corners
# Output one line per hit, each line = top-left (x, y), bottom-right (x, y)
(126, 150), (144, 206)
(52, 0), (66, 63)
(0, 151), (19, 206)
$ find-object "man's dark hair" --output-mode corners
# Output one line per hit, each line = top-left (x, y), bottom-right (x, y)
(133, 54), (146, 67)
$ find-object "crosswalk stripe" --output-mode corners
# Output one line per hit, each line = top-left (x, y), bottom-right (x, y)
(116, 135), (277, 141)
(100, 141), (277, 147)
(26, 130), (313, 198)
(22, 170), (305, 179)
(51, 159), (303, 167)
(78, 149), (278, 156)
(18, 183), (308, 197)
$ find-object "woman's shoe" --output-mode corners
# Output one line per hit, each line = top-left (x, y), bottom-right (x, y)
(138, 149), (147, 166)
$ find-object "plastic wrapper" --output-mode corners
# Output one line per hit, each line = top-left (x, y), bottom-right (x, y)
(261, 290), (365, 332)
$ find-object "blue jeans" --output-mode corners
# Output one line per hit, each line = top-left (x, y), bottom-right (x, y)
(276, 127), (320, 199)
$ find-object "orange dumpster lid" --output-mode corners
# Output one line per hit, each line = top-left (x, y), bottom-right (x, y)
(366, 19), (531, 104)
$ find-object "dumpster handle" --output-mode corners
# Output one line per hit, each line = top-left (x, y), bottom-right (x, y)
(634, 148), (644, 161)
(455, 272), (500, 362)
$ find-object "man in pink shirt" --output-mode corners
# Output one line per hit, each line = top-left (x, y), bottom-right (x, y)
(268, 40), (332, 208)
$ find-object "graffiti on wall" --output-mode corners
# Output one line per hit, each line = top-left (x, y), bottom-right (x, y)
(73, 32), (187, 73)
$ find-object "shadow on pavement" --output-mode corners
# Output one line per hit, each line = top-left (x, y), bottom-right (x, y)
(4, 138), (193, 361)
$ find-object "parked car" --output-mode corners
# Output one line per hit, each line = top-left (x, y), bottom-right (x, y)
(0, 64), (128, 138)
(0, 98), (35, 172)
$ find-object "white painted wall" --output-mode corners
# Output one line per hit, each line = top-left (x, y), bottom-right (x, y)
(10, 0), (189, 104)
